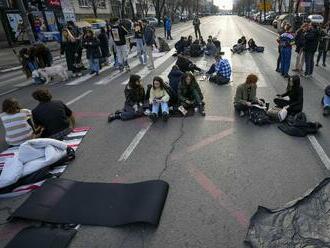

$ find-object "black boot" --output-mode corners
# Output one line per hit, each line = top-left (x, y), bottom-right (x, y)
(162, 112), (169, 122)
(198, 104), (206, 116)
(108, 113), (120, 123)
(149, 113), (157, 122)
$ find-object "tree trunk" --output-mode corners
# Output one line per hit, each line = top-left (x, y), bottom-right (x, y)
(129, 0), (135, 19)
(92, 2), (98, 18)
(121, 0), (126, 18)
(324, 0), (330, 23)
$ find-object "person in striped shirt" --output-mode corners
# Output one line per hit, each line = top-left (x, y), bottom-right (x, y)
(0, 98), (35, 146)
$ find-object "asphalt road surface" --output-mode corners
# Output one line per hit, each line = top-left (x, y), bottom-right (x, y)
(0, 16), (329, 248)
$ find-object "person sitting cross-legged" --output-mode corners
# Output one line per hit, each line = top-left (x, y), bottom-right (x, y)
(32, 88), (75, 140)
(205, 38), (217, 56)
(274, 75), (304, 116)
(234, 74), (264, 117)
(178, 72), (205, 116)
(149, 76), (170, 122)
(206, 53), (231, 85)
(322, 85), (330, 116)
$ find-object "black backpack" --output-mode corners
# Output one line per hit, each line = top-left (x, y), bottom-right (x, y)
(249, 105), (272, 126)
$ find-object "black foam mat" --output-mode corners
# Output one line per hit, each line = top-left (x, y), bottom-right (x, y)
(10, 178), (169, 227)
(5, 226), (76, 248)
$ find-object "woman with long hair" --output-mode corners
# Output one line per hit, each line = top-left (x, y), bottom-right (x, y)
(274, 75), (304, 115)
(149, 76), (170, 122)
(61, 28), (78, 76)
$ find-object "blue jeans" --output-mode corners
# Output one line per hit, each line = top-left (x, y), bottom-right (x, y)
(115, 45), (129, 68)
(280, 47), (292, 76)
(323, 95), (330, 107)
(135, 38), (147, 64)
(152, 101), (169, 115)
(88, 58), (100, 73)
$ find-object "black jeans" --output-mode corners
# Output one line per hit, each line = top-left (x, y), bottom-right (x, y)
(317, 50), (328, 65)
(209, 74), (230, 85)
(234, 103), (249, 112)
(305, 51), (315, 75)
(274, 98), (301, 115)
(194, 26), (201, 39)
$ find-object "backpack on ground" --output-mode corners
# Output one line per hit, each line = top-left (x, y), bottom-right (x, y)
(267, 107), (287, 122)
(249, 105), (272, 126)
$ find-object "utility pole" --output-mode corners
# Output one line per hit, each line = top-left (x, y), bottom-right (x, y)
(16, 0), (35, 44)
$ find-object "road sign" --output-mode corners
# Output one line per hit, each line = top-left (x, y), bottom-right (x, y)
(257, 2), (272, 11)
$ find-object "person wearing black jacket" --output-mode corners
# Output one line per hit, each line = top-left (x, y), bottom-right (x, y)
(110, 18), (130, 72)
(176, 54), (202, 73)
(108, 74), (146, 122)
(193, 16), (201, 39)
(143, 20), (156, 70)
(168, 65), (184, 98)
(175, 37), (187, 54)
(293, 24), (307, 72)
(190, 40), (203, 57)
(98, 28), (110, 65)
(304, 23), (319, 77)
(316, 24), (329, 67)
(83, 30), (101, 75)
(274, 75), (303, 115)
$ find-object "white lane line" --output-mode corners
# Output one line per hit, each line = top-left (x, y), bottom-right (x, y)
(66, 90), (93, 106)
(307, 135), (330, 170)
(0, 88), (19, 96)
(118, 122), (152, 162)
(121, 48), (176, 85)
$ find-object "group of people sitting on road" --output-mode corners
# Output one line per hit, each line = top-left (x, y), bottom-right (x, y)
(107, 70), (206, 123)
(1, 89), (75, 147)
(231, 36), (264, 54)
(174, 35), (221, 57)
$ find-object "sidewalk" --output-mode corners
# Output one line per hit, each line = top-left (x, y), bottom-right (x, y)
(0, 41), (60, 72)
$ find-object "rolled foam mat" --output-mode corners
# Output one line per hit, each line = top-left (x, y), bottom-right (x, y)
(10, 178), (169, 227)
(5, 226), (77, 248)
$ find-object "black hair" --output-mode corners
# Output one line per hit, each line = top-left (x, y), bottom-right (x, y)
(325, 85), (330, 97)
(182, 72), (197, 86)
(152, 76), (165, 90)
(128, 74), (141, 89)
(32, 88), (52, 102)
(288, 75), (301, 93)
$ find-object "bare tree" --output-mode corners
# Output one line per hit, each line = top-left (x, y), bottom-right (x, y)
(121, 0), (126, 18)
(324, 0), (329, 23)
(88, 0), (101, 18)
(138, 0), (151, 17)
(152, 0), (166, 24)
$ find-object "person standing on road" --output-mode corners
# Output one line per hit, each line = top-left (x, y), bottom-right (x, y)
(293, 24), (307, 72)
(274, 75), (303, 115)
(134, 21), (147, 65)
(98, 28), (110, 65)
(278, 24), (295, 78)
(83, 30), (101, 76)
(108, 74), (146, 122)
(316, 24), (329, 67)
(206, 54), (231, 85)
(110, 18), (130, 72)
(143, 20), (156, 70)
(61, 28), (78, 77)
(149, 76), (170, 122)
(165, 17), (173, 40)
(234, 74), (263, 117)
(304, 23), (319, 78)
(193, 16), (201, 39)
(178, 72), (205, 116)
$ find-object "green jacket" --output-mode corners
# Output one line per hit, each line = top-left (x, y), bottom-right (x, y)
(178, 81), (203, 103)
(234, 83), (257, 105)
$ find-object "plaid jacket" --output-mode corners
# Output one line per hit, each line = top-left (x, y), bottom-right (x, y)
(215, 59), (231, 79)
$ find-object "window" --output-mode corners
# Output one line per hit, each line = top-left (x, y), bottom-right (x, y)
(78, 0), (89, 7)
(98, 0), (106, 8)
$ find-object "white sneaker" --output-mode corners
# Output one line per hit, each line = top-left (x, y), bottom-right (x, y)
(178, 106), (188, 116)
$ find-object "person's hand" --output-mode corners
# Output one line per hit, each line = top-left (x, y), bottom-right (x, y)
(284, 105), (289, 110)
(257, 99), (264, 106)
(185, 100), (192, 104)
(246, 102), (252, 107)
(33, 127), (44, 138)
(133, 104), (138, 112)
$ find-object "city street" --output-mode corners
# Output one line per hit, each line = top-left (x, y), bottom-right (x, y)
(0, 15), (330, 247)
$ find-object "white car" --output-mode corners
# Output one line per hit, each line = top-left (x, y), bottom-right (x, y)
(308, 15), (324, 24)
(144, 17), (159, 26)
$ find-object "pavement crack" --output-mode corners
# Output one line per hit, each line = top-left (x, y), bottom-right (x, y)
(158, 118), (185, 179)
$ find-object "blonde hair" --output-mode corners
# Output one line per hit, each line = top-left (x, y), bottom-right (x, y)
(62, 28), (76, 42)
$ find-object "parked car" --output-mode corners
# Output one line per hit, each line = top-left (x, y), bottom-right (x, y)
(308, 14), (324, 24)
(144, 17), (160, 26)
